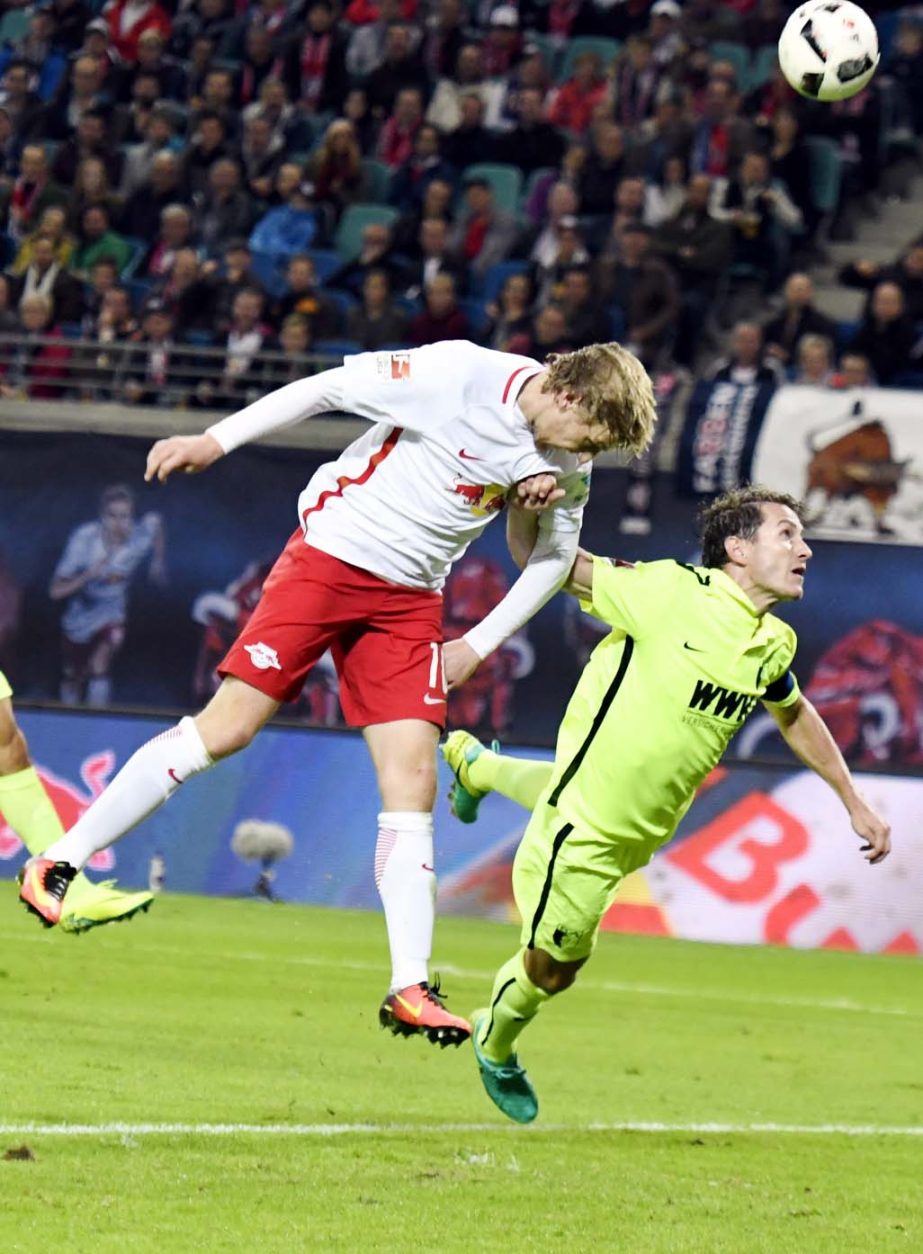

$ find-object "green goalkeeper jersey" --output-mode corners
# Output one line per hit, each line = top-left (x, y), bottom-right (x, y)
(545, 556), (801, 857)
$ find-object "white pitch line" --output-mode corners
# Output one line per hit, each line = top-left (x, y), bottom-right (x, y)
(0, 1121), (922, 1138)
(1, 927), (917, 1021)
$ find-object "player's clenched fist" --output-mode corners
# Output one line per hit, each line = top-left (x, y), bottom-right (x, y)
(145, 433), (224, 483)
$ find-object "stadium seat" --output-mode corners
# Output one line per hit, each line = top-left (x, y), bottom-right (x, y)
(460, 163), (523, 214)
(835, 319), (859, 350)
(120, 237), (148, 280)
(458, 298), (490, 340)
(126, 278), (152, 311)
(182, 329), (216, 347)
(361, 158), (393, 202)
(749, 44), (777, 92)
(307, 248), (342, 283)
(557, 37), (622, 83)
(0, 8), (29, 43)
(249, 250), (289, 298)
(708, 41), (751, 92)
(802, 136), (843, 216)
(522, 32), (561, 78)
(334, 204), (400, 260)
(314, 338), (362, 359)
(473, 259), (529, 302)
(326, 289), (358, 319)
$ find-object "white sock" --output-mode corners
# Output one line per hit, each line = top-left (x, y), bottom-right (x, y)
(41, 717), (212, 870)
(375, 810), (435, 992)
(86, 676), (111, 706)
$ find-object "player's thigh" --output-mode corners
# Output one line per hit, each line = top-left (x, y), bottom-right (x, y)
(513, 808), (626, 963)
(363, 719), (440, 811)
(0, 694), (29, 774)
(195, 676), (281, 759)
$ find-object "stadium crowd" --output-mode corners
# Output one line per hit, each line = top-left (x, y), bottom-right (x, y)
(0, 0), (919, 406)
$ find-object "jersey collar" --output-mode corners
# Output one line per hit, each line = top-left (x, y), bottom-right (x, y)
(710, 567), (762, 619)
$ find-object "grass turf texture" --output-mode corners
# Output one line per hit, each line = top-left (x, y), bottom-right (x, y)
(1, 891), (921, 1253)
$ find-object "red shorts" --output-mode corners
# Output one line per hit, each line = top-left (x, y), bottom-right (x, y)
(218, 535), (447, 728)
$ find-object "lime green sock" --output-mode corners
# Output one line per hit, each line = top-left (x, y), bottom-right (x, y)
(477, 950), (549, 1064)
(467, 752), (553, 811)
(0, 766), (65, 854)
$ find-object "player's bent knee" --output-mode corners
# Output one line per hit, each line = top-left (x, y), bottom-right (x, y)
(525, 948), (585, 994)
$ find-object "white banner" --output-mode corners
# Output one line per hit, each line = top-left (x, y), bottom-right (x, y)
(751, 385), (923, 543)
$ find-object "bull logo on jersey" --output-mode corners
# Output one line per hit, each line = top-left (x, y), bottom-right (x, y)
(244, 641), (282, 671)
(688, 678), (758, 723)
(451, 479), (506, 517)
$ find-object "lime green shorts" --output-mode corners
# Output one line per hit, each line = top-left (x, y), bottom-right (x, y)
(513, 803), (645, 962)
(0, 669), (11, 702)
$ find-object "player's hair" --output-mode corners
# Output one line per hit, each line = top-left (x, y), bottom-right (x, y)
(99, 483), (135, 513)
(543, 342), (657, 456)
(699, 486), (805, 568)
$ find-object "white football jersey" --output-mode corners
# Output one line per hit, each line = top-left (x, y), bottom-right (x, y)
(296, 342), (582, 589)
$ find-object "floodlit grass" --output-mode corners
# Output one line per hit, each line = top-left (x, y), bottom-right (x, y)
(1, 891), (921, 1252)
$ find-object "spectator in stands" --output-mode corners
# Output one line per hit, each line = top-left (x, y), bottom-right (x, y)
(242, 76), (310, 151)
(631, 89), (694, 180)
(389, 123), (455, 215)
(119, 297), (180, 405)
(0, 60), (47, 144)
(183, 33), (221, 105)
(422, 0), (467, 84)
(236, 25), (286, 109)
(239, 110), (285, 203)
(849, 282), (920, 386)
(766, 106), (813, 231)
(690, 77), (755, 178)
(346, 266), (409, 350)
(263, 313), (315, 388)
(410, 271), (469, 345)
(710, 149), (802, 286)
(449, 176), (518, 284)
(89, 284), (138, 344)
(496, 86), (565, 176)
(9, 232), (84, 324)
(48, 0), (93, 57)
(482, 5), (521, 79)
(794, 334), (834, 386)
(311, 119), (365, 221)
(376, 85), (425, 171)
(840, 243), (923, 325)
(121, 149), (182, 241)
(643, 155), (687, 228)
(274, 254), (340, 337)
(763, 273), (836, 368)
(330, 220), (406, 294)
(342, 86), (378, 155)
(143, 202), (194, 280)
(285, 0), (350, 117)
(492, 40), (553, 133)
(887, 19), (923, 135)
(526, 179), (579, 271)
(194, 158), (254, 256)
(116, 29), (186, 103)
(72, 204), (133, 276)
(45, 54), (108, 141)
(202, 239), (263, 332)
(426, 43), (503, 134)
(577, 121), (628, 220)
(248, 162), (319, 263)
(485, 270), (533, 353)
(346, 0), (411, 80)
(0, 292), (71, 399)
(0, 274), (16, 333)
(600, 221), (679, 366)
(592, 174), (647, 258)
(708, 320), (784, 386)
(0, 105), (20, 181)
(182, 108), (233, 198)
(524, 302), (574, 356)
(193, 66), (238, 138)
(403, 216), (465, 302)
(194, 286), (268, 409)
(67, 157), (122, 233)
(82, 256), (119, 324)
(168, 0), (237, 63)
(548, 50), (608, 137)
(611, 35), (664, 129)
(79, 284), (139, 397)
(104, 0), (171, 65)
(3, 144), (67, 242)
(648, 0), (684, 67)
(441, 91), (496, 171)
(553, 263), (611, 349)
(78, 20), (120, 90)
(119, 105), (177, 201)
(154, 247), (215, 335)
(11, 205), (75, 272)
(531, 214), (591, 308)
(111, 70), (168, 146)
(833, 352), (873, 390)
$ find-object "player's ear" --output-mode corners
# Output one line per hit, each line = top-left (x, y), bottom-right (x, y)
(724, 534), (746, 565)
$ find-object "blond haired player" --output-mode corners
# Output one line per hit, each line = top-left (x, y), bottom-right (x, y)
(19, 340), (656, 1048)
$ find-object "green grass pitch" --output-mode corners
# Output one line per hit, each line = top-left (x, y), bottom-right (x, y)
(1, 890), (921, 1253)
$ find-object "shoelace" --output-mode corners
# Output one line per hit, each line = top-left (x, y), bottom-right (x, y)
(424, 977), (449, 1006)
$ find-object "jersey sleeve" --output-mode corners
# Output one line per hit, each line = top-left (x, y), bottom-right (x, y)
(761, 625), (801, 708)
(52, 524), (93, 581)
(337, 343), (478, 434)
(578, 556), (682, 638)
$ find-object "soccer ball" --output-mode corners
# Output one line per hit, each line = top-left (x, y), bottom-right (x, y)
(777, 1), (879, 101)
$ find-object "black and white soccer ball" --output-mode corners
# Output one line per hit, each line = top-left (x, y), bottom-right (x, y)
(778, 0), (879, 101)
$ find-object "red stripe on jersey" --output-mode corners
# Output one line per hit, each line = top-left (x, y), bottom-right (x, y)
(301, 427), (403, 525)
(502, 366), (530, 404)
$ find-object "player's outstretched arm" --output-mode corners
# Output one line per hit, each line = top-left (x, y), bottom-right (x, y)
(766, 694), (891, 864)
(145, 433), (225, 483)
(565, 549), (596, 602)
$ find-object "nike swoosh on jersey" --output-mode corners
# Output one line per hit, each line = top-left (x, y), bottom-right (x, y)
(423, 694), (446, 704)
(683, 642), (707, 653)
(458, 449), (483, 461)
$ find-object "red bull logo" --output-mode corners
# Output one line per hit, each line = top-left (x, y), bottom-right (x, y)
(0, 751), (116, 870)
(452, 480), (506, 517)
